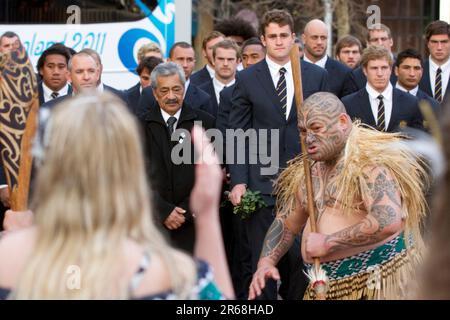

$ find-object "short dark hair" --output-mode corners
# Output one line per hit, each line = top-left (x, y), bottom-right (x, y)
(215, 18), (257, 42)
(425, 20), (450, 42)
(335, 35), (362, 56)
(241, 37), (265, 53)
(212, 39), (241, 60)
(36, 43), (72, 71)
(0, 31), (19, 42)
(395, 49), (423, 68)
(169, 41), (193, 59)
(260, 9), (294, 36)
(136, 56), (163, 75)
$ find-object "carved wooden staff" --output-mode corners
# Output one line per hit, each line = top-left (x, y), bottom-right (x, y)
(289, 46), (328, 300)
(0, 42), (39, 211)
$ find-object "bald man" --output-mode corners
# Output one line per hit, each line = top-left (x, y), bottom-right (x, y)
(302, 19), (351, 98)
(248, 92), (427, 300)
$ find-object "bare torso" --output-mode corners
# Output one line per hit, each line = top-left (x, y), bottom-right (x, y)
(301, 160), (401, 263)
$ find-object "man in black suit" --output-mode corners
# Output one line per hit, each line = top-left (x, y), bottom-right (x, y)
(36, 44), (72, 106)
(126, 56), (163, 114)
(228, 9), (329, 300)
(139, 62), (215, 253)
(189, 31), (225, 87)
(342, 46), (424, 133)
(419, 20), (450, 105)
(199, 39), (240, 117)
(342, 23), (397, 97)
(335, 35), (362, 69)
(394, 49), (441, 119)
(302, 19), (351, 98)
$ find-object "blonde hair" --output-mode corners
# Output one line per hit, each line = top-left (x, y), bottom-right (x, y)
(12, 93), (196, 299)
(137, 42), (163, 62)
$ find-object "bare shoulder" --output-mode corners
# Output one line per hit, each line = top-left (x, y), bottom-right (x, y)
(0, 228), (36, 287)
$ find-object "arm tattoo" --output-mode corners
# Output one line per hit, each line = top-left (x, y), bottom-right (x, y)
(260, 218), (295, 264)
(325, 168), (401, 252)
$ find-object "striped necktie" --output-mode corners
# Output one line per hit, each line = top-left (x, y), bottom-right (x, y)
(51, 91), (59, 99)
(377, 95), (385, 131)
(276, 67), (287, 117)
(434, 67), (442, 103)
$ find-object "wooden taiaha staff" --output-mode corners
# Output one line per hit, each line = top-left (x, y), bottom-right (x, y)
(0, 42), (39, 211)
(289, 46), (328, 300)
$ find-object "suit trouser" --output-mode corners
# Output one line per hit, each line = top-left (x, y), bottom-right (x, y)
(243, 205), (308, 300)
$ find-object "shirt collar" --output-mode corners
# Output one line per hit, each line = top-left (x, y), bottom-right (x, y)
(213, 77), (235, 91)
(183, 78), (190, 98)
(366, 82), (393, 101)
(42, 82), (69, 98)
(265, 56), (292, 74)
(97, 82), (104, 93)
(303, 54), (328, 68)
(160, 107), (182, 125)
(206, 64), (215, 78)
(429, 55), (450, 71)
(395, 82), (418, 96)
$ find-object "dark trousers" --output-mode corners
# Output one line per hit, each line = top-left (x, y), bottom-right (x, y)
(242, 205), (308, 300)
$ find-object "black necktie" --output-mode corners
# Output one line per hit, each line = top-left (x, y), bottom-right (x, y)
(167, 116), (177, 135)
(276, 67), (287, 117)
(377, 95), (385, 131)
(434, 67), (442, 102)
(51, 91), (59, 99)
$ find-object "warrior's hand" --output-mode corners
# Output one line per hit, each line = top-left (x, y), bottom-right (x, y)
(248, 261), (280, 300)
(305, 232), (330, 259)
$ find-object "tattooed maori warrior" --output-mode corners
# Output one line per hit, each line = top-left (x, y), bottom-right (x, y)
(249, 92), (429, 300)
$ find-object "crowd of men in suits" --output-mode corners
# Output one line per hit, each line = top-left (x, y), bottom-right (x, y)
(0, 9), (448, 300)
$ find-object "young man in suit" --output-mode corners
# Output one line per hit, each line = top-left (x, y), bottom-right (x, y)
(419, 20), (450, 105)
(139, 62), (215, 253)
(190, 31), (225, 87)
(394, 49), (440, 117)
(228, 9), (328, 300)
(302, 19), (352, 98)
(335, 35), (363, 69)
(199, 39), (240, 117)
(342, 24), (397, 97)
(36, 44), (72, 106)
(342, 46), (424, 132)
(126, 56), (163, 114)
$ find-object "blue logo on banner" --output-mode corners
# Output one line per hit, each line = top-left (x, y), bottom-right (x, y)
(118, 0), (174, 74)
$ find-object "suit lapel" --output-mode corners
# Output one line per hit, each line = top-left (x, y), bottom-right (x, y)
(388, 89), (400, 132)
(360, 89), (377, 127)
(420, 59), (433, 96)
(256, 60), (286, 120)
(145, 106), (173, 175)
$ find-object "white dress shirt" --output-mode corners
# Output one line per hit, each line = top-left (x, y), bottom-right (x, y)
(212, 77), (235, 105)
(160, 107), (182, 131)
(266, 56), (294, 120)
(184, 78), (190, 98)
(395, 82), (418, 96)
(429, 56), (450, 97)
(366, 83), (393, 130)
(303, 54), (328, 69)
(42, 82), (69, 102)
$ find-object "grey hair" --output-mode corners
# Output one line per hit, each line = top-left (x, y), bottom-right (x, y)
(67, 52), (98, 71)
(150, 62), (186, 89)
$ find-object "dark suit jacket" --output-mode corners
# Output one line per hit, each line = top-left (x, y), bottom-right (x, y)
(136, 84), (213, 120)
(228, 59), (329, 205)
(37, 81), (72, 106)
(125, 82), (141, 115)
(41, 84), (128, 110)
(189, 66), (212, 87)
(198, 79), (219, 117)
(216, 84), (235, 137)
(140, 103), (215, 253)
(342, 87), (424, 132)
(324, 57), (352, 98)
(342, 66), (398, 97)
(419, 59), (450, 105)
(416, 89), (441, 115)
